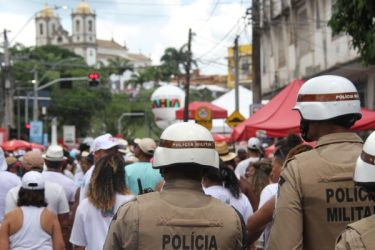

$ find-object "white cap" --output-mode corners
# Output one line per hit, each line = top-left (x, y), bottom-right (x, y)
(43, 145), (67, 162)
(248, 137), (260, 150)
(0, 148), (7, 171)
(22, 171), (45, 190)
(92, 133), (119, 152)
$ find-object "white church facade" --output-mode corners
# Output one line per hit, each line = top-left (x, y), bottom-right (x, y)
(35, 1), (151, 68)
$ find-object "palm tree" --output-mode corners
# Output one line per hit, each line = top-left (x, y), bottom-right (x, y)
(107, 57), (134, 75)
(160, 45), (197, 84)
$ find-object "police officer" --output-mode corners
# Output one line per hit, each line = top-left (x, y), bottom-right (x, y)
(335, 131), (375, 249)
(103, 122), (247, 250)
(267, 75), (373, 250)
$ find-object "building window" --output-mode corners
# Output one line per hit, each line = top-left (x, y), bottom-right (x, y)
(77, 36), (80, 41)
(58, 36), (62, 43)
(52, 24), (55, 32)
(88, 20), (93, 32)
(39, 23), (44, 35)
(76, 20), (80, 32)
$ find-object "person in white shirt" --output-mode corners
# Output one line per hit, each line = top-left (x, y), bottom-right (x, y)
(202, 142), (253, 224)
(235, 137), (263, 179)
(42, 145), (76, 204)
(0, 148), (21, 224)
(0, 171), (64, 250)
(70, 153), (134, 250)
(79, 133), (119, 201)
(5, 150), (71, 248)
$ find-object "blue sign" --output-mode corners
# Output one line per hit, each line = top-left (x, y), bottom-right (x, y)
(43, 133), (49, 147)
(30, 121), (43, 144)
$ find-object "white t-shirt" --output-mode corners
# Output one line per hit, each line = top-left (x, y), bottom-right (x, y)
(70, 193), (135, 250)
(0, 171), (21, 222)
(79, 165), (94, 202)
(5, 181), (70, 215)
(73, 172), (84, 188)
(203, 185), (253, 224)
(258, 183), (278, 246)
(42, 171), (76, 203)
(235, 157), (260, 179)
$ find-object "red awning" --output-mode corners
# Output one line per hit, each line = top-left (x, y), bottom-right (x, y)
(175, 101), (228, 120)
(231, 79), (375, 141)
(1, 140), (31, 151)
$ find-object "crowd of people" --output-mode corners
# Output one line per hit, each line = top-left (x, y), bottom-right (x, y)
(0, 74), (374, 249)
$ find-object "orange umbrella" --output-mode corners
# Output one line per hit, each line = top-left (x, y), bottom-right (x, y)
(1, 139), (31, 151)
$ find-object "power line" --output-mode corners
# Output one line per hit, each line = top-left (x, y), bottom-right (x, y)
(195, 15), (245, 60)
(196, 0), (221, 33)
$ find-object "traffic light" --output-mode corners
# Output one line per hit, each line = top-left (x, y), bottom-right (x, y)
(88, 72), (100, 87)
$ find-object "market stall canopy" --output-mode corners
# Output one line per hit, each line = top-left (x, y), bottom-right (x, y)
(175, 101), (228, 120)
(231, 79), (375, 141)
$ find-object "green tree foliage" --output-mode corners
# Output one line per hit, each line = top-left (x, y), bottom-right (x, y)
(49, 85), (111, 137)
(329, 0), (375, 64)
(160, 45), (197, 82)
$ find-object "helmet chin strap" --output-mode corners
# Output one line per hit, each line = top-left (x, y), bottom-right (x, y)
(300, 119), (313, 142)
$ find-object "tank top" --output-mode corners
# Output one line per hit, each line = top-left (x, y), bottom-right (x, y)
(9, 206), (52, 250)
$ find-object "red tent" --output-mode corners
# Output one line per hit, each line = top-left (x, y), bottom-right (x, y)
(175, 101), (228, 120)
(1, 140), (31, 151)
(231, 79), (375, 141)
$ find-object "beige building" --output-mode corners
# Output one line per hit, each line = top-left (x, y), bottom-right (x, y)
(35, 1), (151, 68)
(259, 0), (375, 108)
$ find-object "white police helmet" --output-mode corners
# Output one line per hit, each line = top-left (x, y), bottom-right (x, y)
(354, 131), (375, 189)
(294, 75), (361, 121)
(153, 122), (219, 169)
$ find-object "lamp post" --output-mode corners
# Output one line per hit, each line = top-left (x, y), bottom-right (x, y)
(7, 4), (68, 125)
(32, 57), (80, 121)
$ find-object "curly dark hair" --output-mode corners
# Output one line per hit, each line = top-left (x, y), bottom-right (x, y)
(17, 188), (47, 207)
(87, 153), (131, 211)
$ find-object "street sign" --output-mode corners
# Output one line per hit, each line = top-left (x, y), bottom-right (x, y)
(226, 111), (245, 128)
(63, 125), (76, 145)
(30, 121), (43, 144)
(194, 106), (212, 121)
(194, 106), (212, 130)
(196, 120), (213, 131)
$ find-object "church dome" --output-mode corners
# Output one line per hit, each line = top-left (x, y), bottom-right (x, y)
(39, 4), (55, 18)
(75, 0), (92, 14)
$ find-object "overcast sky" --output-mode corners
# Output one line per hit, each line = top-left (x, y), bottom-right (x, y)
(0, 0), (252, 75)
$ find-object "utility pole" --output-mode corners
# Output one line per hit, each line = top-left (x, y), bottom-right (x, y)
(2, 29), (15, 135)
(183, 28), (193, 122)
(33, 69), (39, 121)
(234, 36), (240, 112)
(251, 0), (262, 104)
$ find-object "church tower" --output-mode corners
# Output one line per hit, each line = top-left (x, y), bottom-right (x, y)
(71, 0), (97, 65)
(35, 4), (61, 46)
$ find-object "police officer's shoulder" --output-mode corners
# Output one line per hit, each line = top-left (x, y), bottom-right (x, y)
(113, 196), (139, 219)
(282, 147), (316, 171)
